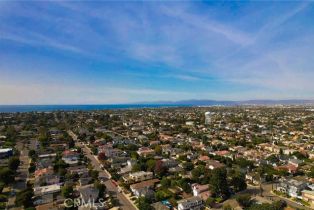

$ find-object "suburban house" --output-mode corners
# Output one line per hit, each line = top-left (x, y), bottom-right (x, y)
(123, 171), (153, 183)
(276, 179), (308, 198)
(159, 134), (174, 142)
(62, 150), (79, 165)
(35, 167), (54, 180)
(288, 159), (303, 167)
(137, 147), (155, 157)
(130, 179), (159, 198)
(302, 190), (314, 208)
(33, 194), (54, 206)
(34, 184), (61, 196)
(245, 172), (264, 185)
(212, 150), (231, 157)
(67, 165), (89, 175)
(161, 158), (178, 168)
(275, 164), (298, 174)
(206, 159), (225, 170)
(98, 144), (124, 158)
(79, 176), (92, 186)
(35, 174), (60, 187)
(191, 184), (211, 201)
(177, 196), (204, 210)
(198, 155), (210, 162)
(78, 184), (99, 202)
(119, 159), (136, 175)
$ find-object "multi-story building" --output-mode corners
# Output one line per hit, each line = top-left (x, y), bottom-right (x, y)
(177, 196), (203, 210)
(205, 112), (211, 125)
(124, 171), (153, 183)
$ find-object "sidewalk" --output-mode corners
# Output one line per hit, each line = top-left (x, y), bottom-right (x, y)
(122, 193), (137, 209)
(270, 191), (311, 210)
(93, 152), (138, 209)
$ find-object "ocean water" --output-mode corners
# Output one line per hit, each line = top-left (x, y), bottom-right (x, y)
(0, 104), (188, 113)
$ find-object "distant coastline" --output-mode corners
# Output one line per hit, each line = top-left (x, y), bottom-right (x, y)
(0, 104), (189, 113)
(1, 99), (314, 113)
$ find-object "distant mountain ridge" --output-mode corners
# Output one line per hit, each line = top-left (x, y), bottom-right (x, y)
(139, 99), (314, 106)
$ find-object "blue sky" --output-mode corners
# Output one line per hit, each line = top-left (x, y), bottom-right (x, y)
(0, 1), (314, 104)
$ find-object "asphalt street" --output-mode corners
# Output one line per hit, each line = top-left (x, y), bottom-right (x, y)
(68, 131), (137, 210)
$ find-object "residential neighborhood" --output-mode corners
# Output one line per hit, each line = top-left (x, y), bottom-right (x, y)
(0, 106), (314, 210)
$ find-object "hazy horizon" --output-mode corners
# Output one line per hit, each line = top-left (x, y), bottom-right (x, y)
(1, 98), (314, 106)
(1, 1), (314, 104)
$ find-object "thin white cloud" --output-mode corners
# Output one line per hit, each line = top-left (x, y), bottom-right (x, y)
(119, 71), (205, 82)
(159, 5), (253, 46)
(0, 82), (198, 105)
(256, 2), (310, 39)
(170, 74), (200, 81)
(129, 43), (182, 66)
(0, 31), (86, 54)
(220, 36), (314, 92)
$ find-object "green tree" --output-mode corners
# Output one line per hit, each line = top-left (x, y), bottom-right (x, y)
(182, 162), (194, 171)
(154, 145), (162, 155)
(177, 178), (191, 193)
(191, 165), (205, 181)
(130, 151), (139, 160)
(230, 171), (247, 192)
(54, 159), (68, 176)
(0, 182), (5, 192)
(28, 150), (37, 160)
(0, 194), (7, 202)
(91, 146), (98, 155)
(5, 126), (17, 139)
(235, 158), (254, 169)
(132, 163), (141, 172)
(38, 127), (49, 147)
(146, 159), (156, 172)
(155, 189), (171, 201)
(236, 194), (253, 208)
(61, 184), (73, 198)
(160, 177), (171, 188)
(137, 197), (153, 210)
(15, 188), (34, 208)
(248, 200), (286, 210)
(89, 170), (99, 180)
(209, 168), (229, 199)
(94, 181), (106, 198)
(68, 139), (75, 148)
(307, 166), (314, 178)
(8, 156), (20, 171)
(205, 197), (215, 207)
(28, 162), (36, 173)
(223, 205), (232, 210)
(0, 167), (14, 184)
(266, 154), (279, 163)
